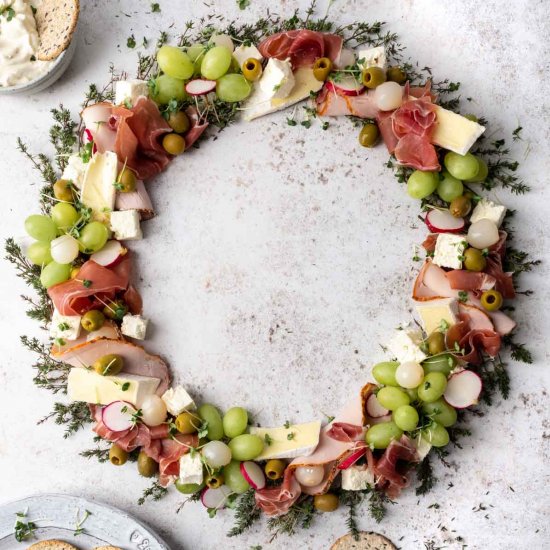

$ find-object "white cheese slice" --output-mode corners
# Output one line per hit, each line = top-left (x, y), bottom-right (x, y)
(433, 233), (468, 270)
(121, 314), (148, 340)
(80, 151), (118, 223)
(415, 298), (458, 335)
(259, 58), (295, 100)
(469, 198), (507, 228)
(232, 44), (263, 69)
(341, 465), (374, 491)
(179, 453), (203, 486)
(115, 79), (149, 106)
(49, 308), (81, 342)
(432, 106), (485, 155)
(67, 368), (160, 407)
(162, 385), (196, 416)
(357, 46), (386, 69)
(249, 421), (321, 460)
(61, 154), (87, 190)
(388, 328), (427, 363)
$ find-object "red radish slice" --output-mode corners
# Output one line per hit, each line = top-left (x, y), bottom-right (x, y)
(102, 401), (136, 432)
(366, 393), (389, 418)
(325, 76), (365, 97)
(444, 370), (482, 408)
(201, 485), (232, 509)
(338, 446), (366, 470)
(185, 79), (216, 96)
(83, 128), (97, 153)
(425, 209), (465, 234)
(90, 240), (126, 267)
(240, 461), (266, 490)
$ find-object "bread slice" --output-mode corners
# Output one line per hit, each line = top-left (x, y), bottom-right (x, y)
(35, 0), (80, 61)
(331, 532), (397, 550)
(27, 541), (80, 550)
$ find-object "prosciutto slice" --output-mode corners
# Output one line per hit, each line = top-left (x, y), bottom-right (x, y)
(157, 434), (199, 487)
(446, 321), (501, 363)
(394, 133), (440, 171)
(255, 467), (302, 516)
(316, 86), (379, 118)
(446, 270), (497, 293)
(184, 106), (209, 149)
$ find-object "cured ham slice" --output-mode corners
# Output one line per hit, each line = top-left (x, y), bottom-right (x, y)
(394, 133), (440, 171)
(316, 86), (379, 118)
(50, 320), (121, 355)
(157, 434), (199, 487)
(446, 270), (497, 293)
(184, 106), (209, 149)
(446, 321), (501, 363)
(81, 102), (117, 153)
(326, 422), (364, 442)
(115, 179), (155, 220)
(255, 467), (302, 516)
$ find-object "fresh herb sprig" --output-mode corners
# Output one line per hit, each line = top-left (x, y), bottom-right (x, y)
(138, 481), (169, 505)
(14, 510), (37, 542)
(227, 489), (261, 537)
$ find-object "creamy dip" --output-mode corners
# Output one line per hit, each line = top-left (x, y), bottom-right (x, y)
(0, 0), (52, 87)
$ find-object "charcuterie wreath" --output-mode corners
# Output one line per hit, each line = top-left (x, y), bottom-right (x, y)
(6, 3), (538, 543)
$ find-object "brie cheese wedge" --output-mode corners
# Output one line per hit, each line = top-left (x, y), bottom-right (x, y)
(80, 151), (118, 223)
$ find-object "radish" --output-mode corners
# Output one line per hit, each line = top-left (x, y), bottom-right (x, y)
(201, 485), (232, 509)
(325, 76), (365, 97)
(444, 370), (482, 408)
(90, 240), (126, 267)
(240, 461), (266, 490)
(338, 446), (366, 470)
(425, 209), (465, 234)
(185, 79), (217, 96)
(102, 401), (136, 432)
(366, 393), (389, 418)
(83, 128), (97, 154)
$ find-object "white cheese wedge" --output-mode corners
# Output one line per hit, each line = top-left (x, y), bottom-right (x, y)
(416, 298), (458, 335)
(388, 328), (427, 363)
(243, 68), (323, 121)
(432, 106), (485, 155)
(470, 198), (507, 228)
(249, 421), (321, 460)
(80, 151), (118, 223)
(110, 209), (142, 241)
(179, 453), (203, 486)
(162, 385), (196, 416)
(341, 465), (374, 491)
(61, 154), (87, 189)
(49, 309), (81, 342)
(433, 233), (467, 270)
(232, 44), (263, 69)
(115, 79), (149, 106)
(67, 368), (160, 407)
(259, 58), (295, 100)
(121, 314), (148, 340)
(357, 46), (386, 69)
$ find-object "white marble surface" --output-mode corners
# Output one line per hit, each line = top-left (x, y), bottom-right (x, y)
(0, 1), (549, 549)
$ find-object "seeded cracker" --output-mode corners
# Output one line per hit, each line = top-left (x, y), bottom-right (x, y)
(330, 532), (397, 550)
(35, 0), (80, 61)
(28, 541), (80, 550)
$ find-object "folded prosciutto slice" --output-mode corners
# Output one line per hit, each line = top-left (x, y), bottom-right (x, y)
(255, 467), (302, 516)
(157, 434), (199, 487)
(316, 86), (379, 118)
(184, 106), (209, 150)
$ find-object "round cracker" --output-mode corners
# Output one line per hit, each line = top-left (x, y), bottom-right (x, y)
(35, 0), (80, 61)
(94, 547), (123, 550)
(27, 540), (80, 550)
(331, 531), (397, 550)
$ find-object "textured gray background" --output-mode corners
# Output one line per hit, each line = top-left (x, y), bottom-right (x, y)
(0, 1), (549, 549)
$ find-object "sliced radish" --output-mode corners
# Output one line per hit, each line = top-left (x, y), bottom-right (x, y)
(366, 393), (389, 418)
(90, 240), (126, 267)
(425, 209), (465, 234)
(185, 79), (216, 96)
(325, 76), (365, 97)
(338, 446), (366, 470)
(201, 485), (232, 509)
(102, 401), (136, 432)
(444, 370), (482, 408)
(240, 461), (266, 490)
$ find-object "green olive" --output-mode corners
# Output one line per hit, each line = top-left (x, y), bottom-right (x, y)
(265, 459), (286, 480)
(93, 354), (124, 376)
(386, 66), (407, 84)
(109, 444), (128, 466)
(175, 480), (204, 494)
(427, 331), (446, 355)
(206, 473), (224, 489)
(103, 299), (128, 321)
(480, 289), (503, 311)
(358, 123), (379, 148)
(361, 66), (386, 89)
(53, 179), (74, 202)
(137, 451), (159, 477)
(167, 111), (191, 134)
(463, 247), (487, 272)
(242, 58), (262, 82)
(175, 411), (200, 434)
(313, 493), (339, 512)
(162, 133), (186, 155)
(449, 195), (472, 218)
(312, 57), (333, 81)
(81, 309), (105, 332)
(116, 168), (137, 193)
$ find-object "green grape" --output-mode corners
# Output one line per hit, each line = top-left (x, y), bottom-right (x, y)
(405, 387), (418, 402)
(216, 74), (251, 102)
(186, 44), (205, 62)
(222, 407), (248, 438)
(372, 361), (399, 386)
(228, 434), (264, 461)
(157, 45), (194, 80)
(465, 156), (488, 183)
(365, 421), (403, 449)
(151, 74), (187, 105)
(197, 404), (224, 440)
(421, 398), (457, 428)
(437, 172), (464, 202)
(27, 241), (53, 265)
(25, 215), (57, 242)
(421, 422), (450, 447)
(79, 222), (109, 253)
(40, 261), (71, 288)
(51, 203), (79, 230)
(422, 353), (456, 376)
(223, 460), (250, 494)
(407, 171), (439, 199)
(393, 405), (419, 431)
(200, 46), (232, 80)
(444, 152), (479, 180)
(175, 480), (203, 494)
(376, 387), (410, 411)
(417, 372), (448, 403)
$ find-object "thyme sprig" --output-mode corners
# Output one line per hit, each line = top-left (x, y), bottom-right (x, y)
(138, 481), (169, 505)
(80, 436), (111, 463)
(267, 496), (315, 540)
(38, 401), (92, 438)
(416, 456), (437, 496)
(50, 105), (77, 172)
(227, 489), (261, 537)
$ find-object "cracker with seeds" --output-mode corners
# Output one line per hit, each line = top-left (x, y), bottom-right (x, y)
(331, 532), (397, 550)
(35, 0), (80, 61)
(27, 540), (80, 550)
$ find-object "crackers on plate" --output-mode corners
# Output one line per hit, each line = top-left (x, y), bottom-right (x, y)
(35, 0), (80, 61)
(331, 532), (397, 550)
(27, 541), (80, 550)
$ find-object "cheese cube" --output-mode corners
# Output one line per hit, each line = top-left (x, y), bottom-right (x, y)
(469, 198), (507, 228)
(110, 209), (142, 241)
(259, 58), (295, 100)
(357, 46), (386, 69)
(232, 44), (263, 69)
(67, 368), (160, 407)
(162, 385), (196, 416)
(341, 465), (374, 491)
(80, 151), (118, 223)
(61, 154), (87, 189)
(249, 421), (321, 460)
(433, 233), (467, 270)
(115, 79), (149, 106)
(388, 328), (427, 363)
(415, 298), (458, 335)
(121, 314), (148, 340)
(432, 106), (485, 155)
(179, 453), (203, 486)
(50, 309), (81, 342)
